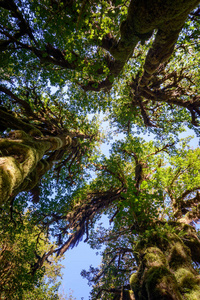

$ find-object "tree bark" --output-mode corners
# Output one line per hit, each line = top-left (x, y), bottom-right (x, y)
(130, 223), (200, 300)
(0, 129), (73, 204)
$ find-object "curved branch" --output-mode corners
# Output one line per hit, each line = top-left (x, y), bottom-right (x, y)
(0, 85), (36, 118)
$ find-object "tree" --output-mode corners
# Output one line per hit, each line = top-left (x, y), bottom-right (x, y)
(78, 137), (200, 299)
(0, 83), (99, 203)
(1, 0), (200, 131)
(0, 79), (100, 291)
(0, 211), (64, 299)
(0, 0), (200, 299)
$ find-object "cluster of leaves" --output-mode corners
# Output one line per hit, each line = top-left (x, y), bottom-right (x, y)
(0, 0), (128, 87)
(0, 207), (64, 299)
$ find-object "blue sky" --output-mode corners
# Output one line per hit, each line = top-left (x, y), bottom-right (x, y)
(60, 241), (101, 299)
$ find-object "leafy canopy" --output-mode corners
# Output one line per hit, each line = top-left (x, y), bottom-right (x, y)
(0, 0), (200, 299)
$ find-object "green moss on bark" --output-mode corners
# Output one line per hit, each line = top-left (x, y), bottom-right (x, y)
(175, 268), (200, 288)
(127, 0), (199, 34)
(130, 273), (138, 291)
(0, 130), (74, 204)
(169, 241), (192, 270)
(130, 224), (200, 300)
(0, 157), (23, 203)
(145, 266), (181, 300)
(144, 247), (167, 267)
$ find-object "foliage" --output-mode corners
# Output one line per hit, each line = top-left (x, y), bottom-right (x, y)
(0, 210), (64, 299)
(81, 138), (200, 299)
(0, 0), (200, 299)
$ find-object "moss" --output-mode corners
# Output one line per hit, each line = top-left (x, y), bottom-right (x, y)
(21, 147), (39, 175)
(128, 290), (134, 298)
(0, 159), (13, 202)
(0, 130), (74, 203)
(0, 138), (48, 166)
(130, 273), (138, 291)
(175, 268), (200, 292)
(22, 159), (51, 191)
(177, 223), (194, 234)
(127, 0), (199, 34)
(28, 128), (43, 137)
(131, 224), (200, 300)
(8, 130), (31, 139)
(0, 108), (43, 136)
(66, 135), (73, 146)
(0, 157), (23, 204)
(184, 286), (200, 300)
(36, 159), (50, 175)
(169, 241), (191, 270)
(182, 234), (200, 264)
(135, 233), (170, 261)
(0, 138), (48, 203)
(144, 247), (167, 268)
(145, 266), (181, 300)
(47, 137), (62, 151)
(123, 290), (135, 300)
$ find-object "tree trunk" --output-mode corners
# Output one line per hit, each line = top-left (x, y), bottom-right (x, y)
(130, 223), (200, 300)
(0, 129), (73, 204)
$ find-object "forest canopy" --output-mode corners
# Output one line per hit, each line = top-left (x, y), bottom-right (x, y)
(0, 0), (200, 299)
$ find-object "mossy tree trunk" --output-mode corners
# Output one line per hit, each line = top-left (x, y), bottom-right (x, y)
(0, 129), (73, 204)
(130, 223), (200, 300)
